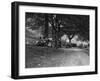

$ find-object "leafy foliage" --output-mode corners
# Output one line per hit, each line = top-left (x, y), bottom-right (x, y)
(25, 13), (89, 48)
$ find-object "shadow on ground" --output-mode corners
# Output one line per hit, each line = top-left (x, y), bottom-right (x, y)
(25, 45), (89, 68)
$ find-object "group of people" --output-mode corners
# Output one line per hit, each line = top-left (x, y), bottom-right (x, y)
(35, 37), (52, 47)
(27, 37), (89, 49)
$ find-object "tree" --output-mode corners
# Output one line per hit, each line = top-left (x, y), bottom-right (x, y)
(44, 14), (49, 38)
(60, 14), (89, 43)
(48, 14), (63, 48)
(26, 12), (89, 48)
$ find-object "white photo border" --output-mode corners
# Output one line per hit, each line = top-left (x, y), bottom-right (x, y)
(18, 5), (96, 76)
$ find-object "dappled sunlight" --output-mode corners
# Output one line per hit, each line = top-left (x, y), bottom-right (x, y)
(25, 12), (90, 68)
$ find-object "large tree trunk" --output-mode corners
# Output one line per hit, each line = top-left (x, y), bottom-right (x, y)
(51, 15), (57, 48)
(44, 14), (49, 38)
(67, 34), (74, 44)
(51, 15), (61, 48)
(69, 38), (72, 44)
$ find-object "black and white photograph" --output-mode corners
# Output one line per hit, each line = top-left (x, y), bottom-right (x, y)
(25, 13), (90, 68)
(11, 1), (97, 79)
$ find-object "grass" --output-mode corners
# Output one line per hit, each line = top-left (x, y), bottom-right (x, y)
(25, 45), (89, 68)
